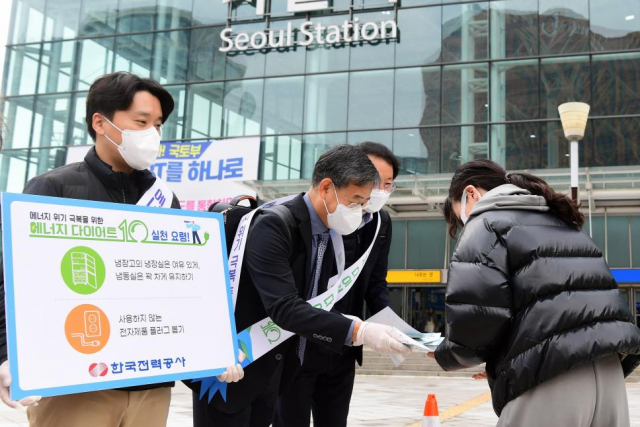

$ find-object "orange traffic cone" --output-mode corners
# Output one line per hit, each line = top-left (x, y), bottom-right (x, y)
(422, 394), (441, 427)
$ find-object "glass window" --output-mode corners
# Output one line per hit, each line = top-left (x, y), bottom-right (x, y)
(188, 27), (226, 82)
(10, 0), (46, 44)
(262, 135), (302, 181)
(442, 63), (489, 125)
(540, 120), (590, 170)
(348, 130), (393, 145)
(394, 67), (440, 128)
(192, 0), (228, 26)
(231, 0), (263, 21)
(348, 69), (393, 130)
(185, 83), (223, 140)
(349, 11), (396, 71)
(42, 0), (81, 41)
(265, 19), (307, 77)
(0, 150), (30, 192)
(491, 60), (538, 122)
(78, 38), (115, 90)
(590, 0), (640, 52)
(5, 44), (41, 96)
(400, 0), (442, 9)
(114, 33), (153, 78)
(539, 0), (589, 55)
(163, 85), (186, 141)
(394, 128), (437, 175)
(301, 132), (348, 179)
(442, 2), (488, 62)
(70, 92), (92, 146)
(631, 217), (640, 268)
(117, 0), (157, 33)
(354, 0), (393, 11)
(305, 15), (350, 74)
(156, 0), (193, 30)
(225, 24), (268, 80)
(304, 73), (349, 133)
(587, 118), (640, 168)
(79, 0), (118, 36)
(31, 94), (71, 148)
(591, 216), (606, 255)
(407, 220), (446, 269)
(608, 216), (631, 268)
(396, 7), (441, 67)
(591, 53), (640, 116)
(223, 79), (264, 137)
(442, 125), (488, 173)
(38, 41), (76, 94)
(152, 30), (189, 84)
(25, 147), (68, 182)
(490, 0), (538, 59)
(262, 76), (305, 135)
(388, 221), (406, 269)
(540, 56), (591, 120)
(2, 97), (35, 149)
(492, 122), (541, 170)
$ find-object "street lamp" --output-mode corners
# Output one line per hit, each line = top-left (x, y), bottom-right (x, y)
(558, 102), (590, 202)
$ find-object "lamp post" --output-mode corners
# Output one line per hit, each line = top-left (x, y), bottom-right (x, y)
(558, 102), (590, 203)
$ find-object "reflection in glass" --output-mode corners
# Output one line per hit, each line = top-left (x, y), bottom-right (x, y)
(223, 79), (264, 137)
(79, 0), (118, 36)
(43, 0), (81, 41)
(350, 11), (396, 70)
(5, 44), (41, 96)
(225, 24), (267, 80)
(231, 0), (262, 21)
(348, 69), (394, 130)
(262, 135), (302, 181)
(442, 63), (488, 125)
(631, 217), (640, 268)
(539, 0), (589, 55)
(590, 0), (640, 52)
(492, 122), (541, 170)
(262, 77), (304, 135)
(393, 128), (436, 175)
(39, 41), (76, 94)
(0, 150), (30, 192)
(70, 93), (92, 146)
(540, 56), (590, 119)
(304, 73), (349, 133)
(588, 118), (640, 167)
(491, 60), (538, 122)
(592, 53), (640, 116)
(443, 2), (488, 63)
(301, 133), (347, 179)
(348, 130), (393, 146)
(388, 220), (406, 269)
(442, 125), (488, 173)
(78, 38), (115, 90)
(26, 147), (68, 182)
(490, 0), (537, 59)
(2, 97), (35, 149)
(540, 121), (571, 169)
(394, 67), (440, 128)
(186, 83), (223, 139)
(163, 85), (186, 141)
(305, 15), (351, 73)
(117, 0), (157, 34)
(192, 0), (229, 25)
(114, 33), (153, 78)
(31, 94), (71, 148)
(188, 27), (226, 82)
(152, 30), (189, 84)
(265, 20), (306, 77)
(396, 7), (441, 67)
(607, 216), (630, 268)
(407, 220), (446, 269)
(10, 0), (46, 44)
(157, 0), (193, 30)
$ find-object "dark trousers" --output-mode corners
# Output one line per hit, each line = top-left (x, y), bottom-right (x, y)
(192, 365), (281, 427)
(274, 346), (356, 427)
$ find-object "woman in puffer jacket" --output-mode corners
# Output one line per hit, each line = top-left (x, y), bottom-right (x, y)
(434, 159), (640, 427)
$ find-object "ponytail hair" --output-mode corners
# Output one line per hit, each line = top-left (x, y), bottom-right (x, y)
(444, 159), (584, 238)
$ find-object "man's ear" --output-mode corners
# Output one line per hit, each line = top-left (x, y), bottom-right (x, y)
(92, 113), (106, 137)
(318, 178), (333, 196)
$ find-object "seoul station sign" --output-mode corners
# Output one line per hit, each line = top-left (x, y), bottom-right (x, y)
(220, 0), (398, 52)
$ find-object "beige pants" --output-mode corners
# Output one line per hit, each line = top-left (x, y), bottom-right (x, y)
(27, 387), (171, 427)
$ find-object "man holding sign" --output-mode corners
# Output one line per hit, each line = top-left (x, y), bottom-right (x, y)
(0, 72), (243, 426)
(191, 145), (412, 427)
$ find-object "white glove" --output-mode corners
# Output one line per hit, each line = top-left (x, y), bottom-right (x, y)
(0, 361), (41, 411)
(216, 351), (245, 383)
(356, 322), (412, 355)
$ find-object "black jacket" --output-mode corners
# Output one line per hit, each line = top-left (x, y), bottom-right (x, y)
(0, 146), (180, 391)
(192, 194), (353, 415)
(435, 208), (640, 416)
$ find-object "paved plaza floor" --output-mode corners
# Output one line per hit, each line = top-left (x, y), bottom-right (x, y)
(0, 376), (638, 426)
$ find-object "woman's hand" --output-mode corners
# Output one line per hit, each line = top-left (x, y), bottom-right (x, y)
(472, 372), (487, 380)
(427, 352), (435, 359)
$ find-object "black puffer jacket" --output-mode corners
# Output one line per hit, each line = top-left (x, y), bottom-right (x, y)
(435, 187), (640, 416)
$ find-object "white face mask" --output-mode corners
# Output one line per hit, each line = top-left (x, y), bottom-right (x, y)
(365, 189), (391, 213)
(323, 185), (363, 235)
(102, 115), (161, 171)
(460, 189), (481, 225)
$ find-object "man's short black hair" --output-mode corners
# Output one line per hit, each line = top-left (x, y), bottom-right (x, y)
(312, 145), (379, 189)
(85, 72), (175, 141)
(356, 141), (400, 179)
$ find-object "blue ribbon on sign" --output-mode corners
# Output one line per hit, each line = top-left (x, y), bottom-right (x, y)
(191, 329), (254, 402)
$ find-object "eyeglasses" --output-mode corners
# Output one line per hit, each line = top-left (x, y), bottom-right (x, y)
(382, 183), (397, 194)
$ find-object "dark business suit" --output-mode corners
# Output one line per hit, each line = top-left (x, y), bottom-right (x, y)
(274, 210), (392, 427)
(191, 194), (353, 427)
